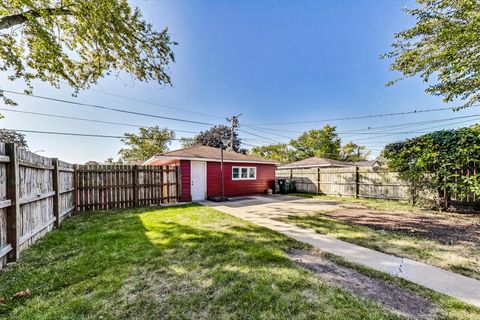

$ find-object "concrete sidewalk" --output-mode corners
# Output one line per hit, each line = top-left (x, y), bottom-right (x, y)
(203, 197), (480, 308)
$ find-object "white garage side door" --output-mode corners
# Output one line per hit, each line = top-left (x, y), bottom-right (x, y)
(190, 161), (206, 200)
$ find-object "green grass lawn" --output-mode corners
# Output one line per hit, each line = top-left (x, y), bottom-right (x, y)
(0, 204), (406, 320)
(283, 194), (480, 281)
(0, 204), (478, 319)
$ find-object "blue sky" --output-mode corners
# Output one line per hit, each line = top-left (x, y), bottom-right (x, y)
(1, 0), (479, 163)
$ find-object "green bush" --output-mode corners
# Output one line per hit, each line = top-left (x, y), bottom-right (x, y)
(383, 125), (480, 210)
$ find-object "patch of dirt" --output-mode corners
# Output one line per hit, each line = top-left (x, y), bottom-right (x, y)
(288, 248), (437, 319)
(323, 209), (480, 245)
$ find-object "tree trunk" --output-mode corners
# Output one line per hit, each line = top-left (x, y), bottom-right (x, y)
(437, 188), (450, 211)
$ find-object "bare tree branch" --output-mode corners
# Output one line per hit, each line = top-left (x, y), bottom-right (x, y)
(0, 8), (71, 30)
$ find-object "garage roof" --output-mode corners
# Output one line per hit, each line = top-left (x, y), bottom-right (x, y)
(143, 145), (278, 165)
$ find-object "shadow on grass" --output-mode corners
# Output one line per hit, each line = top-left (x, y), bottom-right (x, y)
(0, 204), (403, 320)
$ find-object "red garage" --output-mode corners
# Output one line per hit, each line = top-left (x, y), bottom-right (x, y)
(143, 145), (277, 202)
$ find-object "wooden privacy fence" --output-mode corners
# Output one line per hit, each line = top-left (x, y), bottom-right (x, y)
(276, 167), (408, 200)
(0, 144), (75, 269)
(75, 164), (181, 211)
(0, 147), (182, 270)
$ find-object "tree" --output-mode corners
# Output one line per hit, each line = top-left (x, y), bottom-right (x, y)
(179, 137), (195, 149)
(84, 160), (99, 165)
(340, 141), (370, 162)
(0, 0), (176, 106)
(0, 129), (27, 148)
(384, 0), (480, 108)
(250, 143), (297, 164)
(118, 126), (174, 163)
(290, 125), (341, 160)
(104, 157), (123, 165)
(192, 125), (242, 152)
(383, 125), (480, 210)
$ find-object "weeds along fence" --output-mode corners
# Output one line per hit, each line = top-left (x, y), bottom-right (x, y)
(0, 145), (181, 270)
(276, 167), (408, 200)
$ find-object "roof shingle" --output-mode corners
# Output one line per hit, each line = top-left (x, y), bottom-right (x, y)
(146, 145), (277, 164)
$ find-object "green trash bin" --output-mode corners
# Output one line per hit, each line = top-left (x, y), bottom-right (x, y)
(277, 179), (288, 194)
(289, 180), (297, 193)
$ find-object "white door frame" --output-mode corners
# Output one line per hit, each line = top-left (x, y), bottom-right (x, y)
(190, 161), (207, 200)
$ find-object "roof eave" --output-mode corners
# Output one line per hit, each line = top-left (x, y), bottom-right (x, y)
(152, 155), (278, 165)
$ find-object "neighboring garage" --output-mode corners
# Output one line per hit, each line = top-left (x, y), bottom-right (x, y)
(143, 145), (277, 201)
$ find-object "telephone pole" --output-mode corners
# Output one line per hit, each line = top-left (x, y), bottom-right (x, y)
(226, 114), (241, 151)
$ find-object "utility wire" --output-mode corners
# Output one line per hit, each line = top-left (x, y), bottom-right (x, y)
(237, 128), (284, 144)
(0, 108), (200, 134)
(339, 114), (480, 134)
(8, 128), (187, 140)
(246, 114), (480, 141)
(244, 104), (480, 126)
(87, 87), (226, 120)
(242, 125), (293, 140)
(349, 117), (480, 143)
(10, 128), (263, 150)
(1, 90), (216, 126)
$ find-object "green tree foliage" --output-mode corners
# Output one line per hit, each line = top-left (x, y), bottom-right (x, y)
(104, 157), (124, 165)
(0, 129), (27, 148)
(180, 137), (195, 149)
(383, 125), (480, 210)
(250, 143), (297, 164)
(0, 0), (176, 105)
(192, 125), (242, 152)
(118, 126), (174, 163)
(290, 125), (341, 160)
(384, 0), (480, 108)
(340, 141), (371, 162)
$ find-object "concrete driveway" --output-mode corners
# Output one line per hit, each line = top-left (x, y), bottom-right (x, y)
(205, 194), (343, 219)
(202, 194), (480, 308)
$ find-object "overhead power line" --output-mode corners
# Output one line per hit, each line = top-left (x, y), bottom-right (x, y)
(242, 125), (293, 139)
(244, 104), (480, 126)
(0, 108), (200, 134)
(237, 128), (284, 144)
(349, 117), (480, 144)
(7, 128), (186, 140)
(244, 114), (480, 140)
(339, 114), (480, 135)
(88, 87), (226, 120)
(8, 128), (264, 149)
(1, 90), (216, 126)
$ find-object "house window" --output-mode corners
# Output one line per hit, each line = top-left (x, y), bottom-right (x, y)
(232, 166), (256, 180)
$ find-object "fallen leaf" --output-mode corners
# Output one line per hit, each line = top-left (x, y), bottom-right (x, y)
(0, 297), (5, 304)
(12, 289), (31, 299)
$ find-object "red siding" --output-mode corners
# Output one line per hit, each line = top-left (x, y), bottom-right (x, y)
(206, 162), (275, 198)
(180, 160), (191, 202)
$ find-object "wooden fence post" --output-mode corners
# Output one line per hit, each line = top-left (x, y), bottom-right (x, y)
(133, 165), (139, 207)
(5, 143), (19, 262)
(73, 164), (78, 211)
(52, 158), (60, 227)
(355, 166), (359, 198)
(316, 167), (320, 195)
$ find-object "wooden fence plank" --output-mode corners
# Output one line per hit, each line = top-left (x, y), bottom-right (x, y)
(276, 166), (408, 200)
(74, 164), (180, 211)
(52, 158), (60, 227)
(5, 143), (19, 262)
